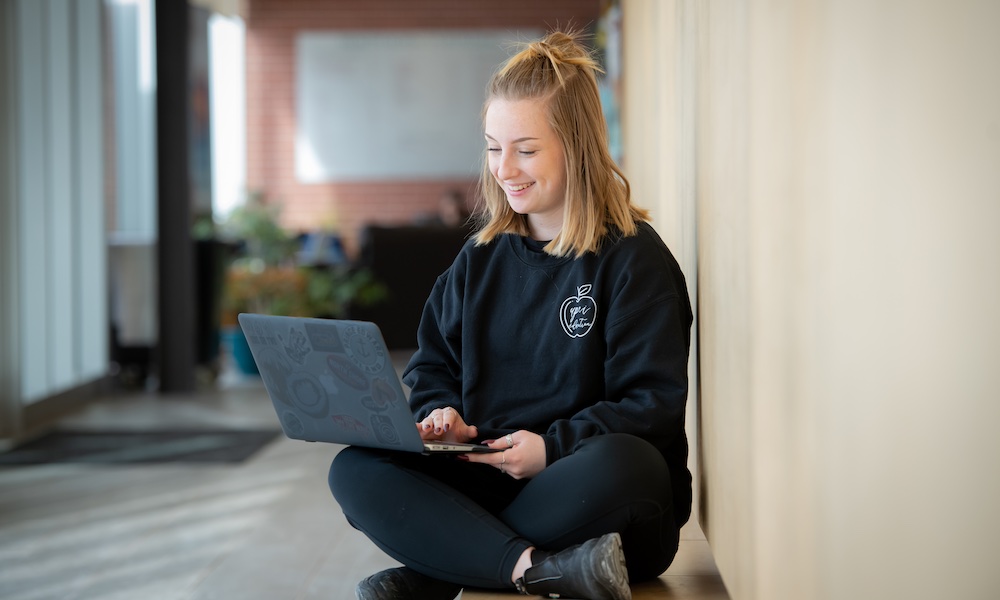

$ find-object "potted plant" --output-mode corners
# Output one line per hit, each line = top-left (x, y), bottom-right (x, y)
(219, 194), (386, 374)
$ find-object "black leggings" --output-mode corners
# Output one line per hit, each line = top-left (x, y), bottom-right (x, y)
(328, 433), (679, 590)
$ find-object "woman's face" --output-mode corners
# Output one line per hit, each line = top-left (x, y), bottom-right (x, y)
(485, 97), (567, 241)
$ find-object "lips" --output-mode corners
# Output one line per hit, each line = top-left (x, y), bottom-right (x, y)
(507, 182), (534, 192)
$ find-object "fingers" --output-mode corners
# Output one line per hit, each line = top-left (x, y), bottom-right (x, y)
(464, 435), (517, 476)
(417, 408), (479, 443)
(419, 407), (459, 436)
(479, 432), (517, 451)
(465, 448), (508, 468)
(462, 431), (546, 480)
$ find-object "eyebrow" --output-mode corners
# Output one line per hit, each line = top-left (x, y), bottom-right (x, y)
(484, 134), (540, 143)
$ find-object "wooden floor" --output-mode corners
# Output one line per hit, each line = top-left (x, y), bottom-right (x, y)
(0, 355), (729, 600)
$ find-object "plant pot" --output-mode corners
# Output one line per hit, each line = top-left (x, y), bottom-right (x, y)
(222, 325), (259, 376)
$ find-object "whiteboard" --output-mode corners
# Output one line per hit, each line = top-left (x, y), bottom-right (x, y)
(295, 29), (540, 182)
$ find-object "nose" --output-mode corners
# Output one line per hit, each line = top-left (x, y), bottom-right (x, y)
(495, 151), (518, 181)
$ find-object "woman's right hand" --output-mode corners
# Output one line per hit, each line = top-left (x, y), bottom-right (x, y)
(417, 407), (479, 444)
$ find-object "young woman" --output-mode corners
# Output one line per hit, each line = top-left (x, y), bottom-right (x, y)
(330, 30), (693, 600)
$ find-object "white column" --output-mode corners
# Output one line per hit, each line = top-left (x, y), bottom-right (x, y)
(75, 0), (108, 381)
(9, 0), (108, 405)
(15, 0), (51, 401)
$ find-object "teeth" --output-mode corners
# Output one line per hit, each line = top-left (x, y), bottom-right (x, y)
(509, 182), (533, 191)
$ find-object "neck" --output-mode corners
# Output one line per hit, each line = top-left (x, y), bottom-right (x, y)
(527, 215), (562, 242)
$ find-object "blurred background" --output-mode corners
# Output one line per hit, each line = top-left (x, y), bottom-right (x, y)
(1, 0), (998, 599)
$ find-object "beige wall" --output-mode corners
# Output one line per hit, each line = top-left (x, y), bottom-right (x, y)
(622, 1), (1000, 599)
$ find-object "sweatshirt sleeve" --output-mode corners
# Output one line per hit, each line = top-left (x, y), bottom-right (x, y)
(542, 256), (693, 464)
(401, 269), (465, 422)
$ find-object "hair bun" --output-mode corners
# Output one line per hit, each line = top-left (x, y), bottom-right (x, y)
(512, 29), (601, 88)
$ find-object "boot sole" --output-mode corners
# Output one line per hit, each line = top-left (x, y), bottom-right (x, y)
(590, 532), (631, 600)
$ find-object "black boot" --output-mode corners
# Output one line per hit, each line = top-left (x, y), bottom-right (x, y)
(356, 566), (462, 600)
(515, 532), (631, 600)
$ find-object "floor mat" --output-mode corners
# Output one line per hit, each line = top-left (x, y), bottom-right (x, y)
(0, 429), (282, 465)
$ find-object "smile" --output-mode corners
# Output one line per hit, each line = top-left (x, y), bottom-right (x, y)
(508, 182), (534, 192)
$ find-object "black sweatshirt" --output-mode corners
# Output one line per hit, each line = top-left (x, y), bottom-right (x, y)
(402, 221), (694, 526)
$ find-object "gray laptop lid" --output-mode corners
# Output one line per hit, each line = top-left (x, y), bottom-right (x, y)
(237, 313), (429, 453)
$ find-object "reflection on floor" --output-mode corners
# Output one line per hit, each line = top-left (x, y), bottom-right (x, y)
(0, 354), (729, 600)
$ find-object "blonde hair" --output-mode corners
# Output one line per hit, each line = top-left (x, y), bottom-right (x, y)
(474, 30), (649, 258)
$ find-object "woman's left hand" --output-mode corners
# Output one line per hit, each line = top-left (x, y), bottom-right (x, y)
(463, 430), (546, 480)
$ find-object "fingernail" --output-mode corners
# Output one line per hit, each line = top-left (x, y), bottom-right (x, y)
(444, 424), (451, 432)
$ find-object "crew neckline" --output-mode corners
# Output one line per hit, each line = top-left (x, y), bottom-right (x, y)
(523, 237), (551, 252)
(506, 234), (573, 267)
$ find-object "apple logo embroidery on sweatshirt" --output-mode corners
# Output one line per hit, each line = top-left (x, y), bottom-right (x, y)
(560, 284), (597, 338)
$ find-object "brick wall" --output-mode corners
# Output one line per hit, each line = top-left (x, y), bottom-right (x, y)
(244, 0), (602, 255)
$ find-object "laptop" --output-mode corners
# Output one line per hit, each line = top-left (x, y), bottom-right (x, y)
(237, 313), (498, 454)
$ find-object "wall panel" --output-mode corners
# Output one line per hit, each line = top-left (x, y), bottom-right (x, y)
(5, 0), (108, 414)
(694, 2), (758, 596)
(16, 0), (49, 402)
(622, 0), (1000, 598)
(46, 0), (76, 391)
(75, 0), (108, 380)
(620, 0), (705, 583)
